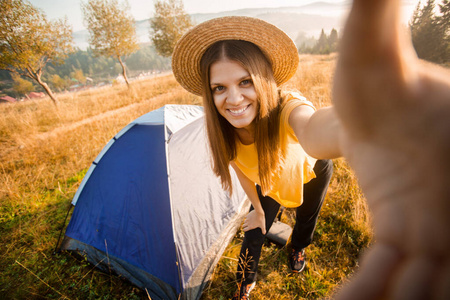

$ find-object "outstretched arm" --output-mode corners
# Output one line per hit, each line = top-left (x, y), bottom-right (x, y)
(333, 0), (450, 299)
(289, 105), (343, 159)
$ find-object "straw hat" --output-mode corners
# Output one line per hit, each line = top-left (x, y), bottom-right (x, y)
(172, 16), (299, 96)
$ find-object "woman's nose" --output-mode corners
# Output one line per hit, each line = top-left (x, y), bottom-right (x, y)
(226, 87), (244, 105)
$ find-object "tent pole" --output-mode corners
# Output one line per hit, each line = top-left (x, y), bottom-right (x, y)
(174, 242), (184, 297)
(53, 204), (74, 254)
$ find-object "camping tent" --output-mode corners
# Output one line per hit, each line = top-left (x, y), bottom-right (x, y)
(60, 105), (249, 299)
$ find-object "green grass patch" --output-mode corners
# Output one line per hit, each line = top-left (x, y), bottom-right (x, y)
(0, 57), (372, 299)
(0, 169), (148, 299)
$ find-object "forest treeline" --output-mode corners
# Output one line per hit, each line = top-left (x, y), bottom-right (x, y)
(299, 0), (449, 65)
(410, 0), (450, 64)
(0, 43), (170, 98)
(296, 28), (339, 55)
(0, 43), (170, 89)
(1, 0), (448, 101)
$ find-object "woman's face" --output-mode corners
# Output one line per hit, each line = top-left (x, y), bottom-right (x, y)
(209, 59), (258, 132)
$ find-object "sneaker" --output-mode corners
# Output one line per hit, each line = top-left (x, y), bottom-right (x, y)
(232, 281), (256, 300)
(289, 248), (306, 273)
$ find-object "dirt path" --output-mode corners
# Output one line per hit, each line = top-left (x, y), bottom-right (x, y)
(34, 89), (178, 141)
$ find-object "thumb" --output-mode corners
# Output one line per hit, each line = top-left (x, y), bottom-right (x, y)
(261, 223), (267, 235)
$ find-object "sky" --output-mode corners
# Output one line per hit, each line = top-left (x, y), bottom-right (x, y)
(28, 0), (422, 32)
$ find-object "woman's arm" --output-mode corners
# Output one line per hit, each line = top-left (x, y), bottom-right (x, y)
(230, 162), (267, 234)
(289, 105), (342, 159)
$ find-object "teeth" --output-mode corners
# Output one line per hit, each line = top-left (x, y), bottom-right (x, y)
(229, 106), (248, 114)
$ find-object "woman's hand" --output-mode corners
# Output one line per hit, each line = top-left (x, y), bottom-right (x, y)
(243, 210), (266, 234)
(333, 0), (450, 299)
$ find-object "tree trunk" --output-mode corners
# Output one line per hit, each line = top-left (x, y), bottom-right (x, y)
(118, 56), (130, 88)
(36, 75), (59, 106)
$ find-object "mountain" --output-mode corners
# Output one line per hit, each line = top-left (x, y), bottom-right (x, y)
(189, 3), (348, 39)
(73, 2), (349, 50)
(72, 0), (419, 50)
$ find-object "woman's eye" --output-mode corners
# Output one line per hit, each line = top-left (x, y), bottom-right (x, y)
(241, 79), (252, 86)
(212, 86), (224, 93)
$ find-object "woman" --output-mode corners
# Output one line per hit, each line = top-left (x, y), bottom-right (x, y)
(172, 16), (342, 299)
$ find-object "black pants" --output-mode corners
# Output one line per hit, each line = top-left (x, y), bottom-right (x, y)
(236, 159), (333, 284)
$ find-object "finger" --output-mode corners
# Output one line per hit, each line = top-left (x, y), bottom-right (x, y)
(343, 0), (402, 51)
(334, 243), (402, 300)
(333, 1), (410, 136)
(338, 0), (418, 86)
(242, 222), (253, 232)
(242, 222), (264, 233)
(243, 226), (258, 232)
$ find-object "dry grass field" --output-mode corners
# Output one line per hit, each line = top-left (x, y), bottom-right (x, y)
(0, 54), (372, 299)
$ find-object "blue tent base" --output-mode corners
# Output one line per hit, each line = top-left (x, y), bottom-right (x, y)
(61, 236), (178, 300)
(61, 196), (251, 300)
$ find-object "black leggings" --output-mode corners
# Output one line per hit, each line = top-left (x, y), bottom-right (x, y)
(236, 159), (333, 284)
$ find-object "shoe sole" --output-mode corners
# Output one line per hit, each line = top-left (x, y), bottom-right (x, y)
(232, 281), (256, 300)
(246, 281), (256, 294)
(291, 261), (306, 273)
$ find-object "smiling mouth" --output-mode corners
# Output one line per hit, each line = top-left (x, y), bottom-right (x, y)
(228, 105), (250, 115)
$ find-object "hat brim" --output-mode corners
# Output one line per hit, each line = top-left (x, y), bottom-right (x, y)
(172, 16), (299, 96)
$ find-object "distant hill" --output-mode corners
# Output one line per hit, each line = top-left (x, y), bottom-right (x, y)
(72, 0), (419, 50)
(189, 4), (348, 40)
(73, 2), (349, 50)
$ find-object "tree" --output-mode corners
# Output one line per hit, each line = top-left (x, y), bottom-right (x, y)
(437, 0), (450, 62)
(11, 73), (34, 98)
(82, 0), (139, 87)
(439, 0), (450, 32)
(0, 0), (74, 105)
(295, 31), (316, 53)
(410, 0), (447, 63)
(51, 74), (68, 92)
(71, 69), (86, 85)
(328, 28), (339, 52)
(150, 0), (193, 57)
(314, 29), (330, 54)
(297, 29), (340, 55)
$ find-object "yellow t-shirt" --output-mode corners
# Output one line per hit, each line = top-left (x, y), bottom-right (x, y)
(233, 93), (317, 208)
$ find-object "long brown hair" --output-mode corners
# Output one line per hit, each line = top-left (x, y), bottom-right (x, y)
(200, 40), (287, 195)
